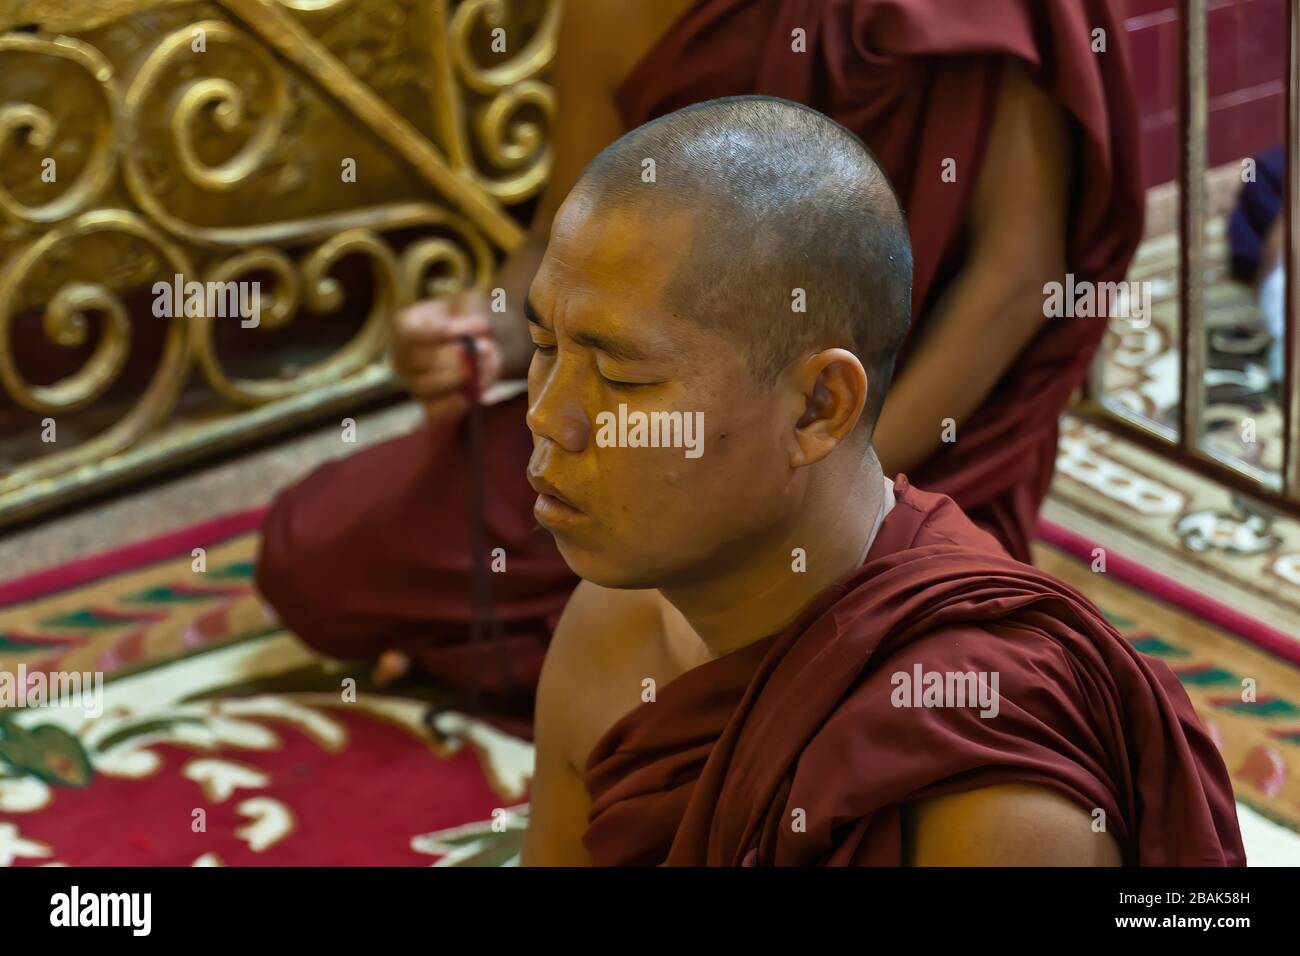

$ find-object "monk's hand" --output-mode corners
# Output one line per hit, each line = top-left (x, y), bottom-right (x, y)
(372, 649), (410, 686)
(392, 290), (504, 423)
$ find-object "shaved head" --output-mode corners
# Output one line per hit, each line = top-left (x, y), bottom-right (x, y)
(569, 95), (913, 429)
(526, 96), (914, 590)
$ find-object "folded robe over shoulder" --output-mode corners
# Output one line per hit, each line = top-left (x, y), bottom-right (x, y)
(583, 477), (1246, 866)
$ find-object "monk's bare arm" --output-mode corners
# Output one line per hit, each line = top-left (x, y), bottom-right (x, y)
(902, 783), (1124, 866)
(520, 579), (670, 864)
(519, 725), (594, 866)
(872, 58), (1072, 476)
(520, 588), (600, 866)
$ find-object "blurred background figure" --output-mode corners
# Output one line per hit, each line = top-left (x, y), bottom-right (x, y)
(1227, 144), (1286, 390)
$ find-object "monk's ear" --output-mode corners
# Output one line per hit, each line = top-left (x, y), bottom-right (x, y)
(787, 348), (868, 467)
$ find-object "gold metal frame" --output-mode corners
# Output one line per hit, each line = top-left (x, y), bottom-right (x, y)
(0, 0), (556, 528)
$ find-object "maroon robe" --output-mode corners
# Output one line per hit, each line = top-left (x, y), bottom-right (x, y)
(584, 477), (1246, 866)
(256, 0), (1143, 691)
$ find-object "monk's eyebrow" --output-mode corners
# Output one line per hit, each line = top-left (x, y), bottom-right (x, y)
(569, 329), (650, 363)
(525, 295), (657, 363)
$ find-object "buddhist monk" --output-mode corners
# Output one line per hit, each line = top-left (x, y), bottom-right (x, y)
(255, 0), (1144, 701)
(518, 96), (1243, 867)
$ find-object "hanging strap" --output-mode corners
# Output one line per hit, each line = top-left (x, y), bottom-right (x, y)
(459, 334), (518, 711)
(424, 334), (526, 740)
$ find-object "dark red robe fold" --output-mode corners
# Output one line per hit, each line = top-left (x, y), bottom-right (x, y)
(583, 477), (1245, 866)
(613, 0), (1145, 560)
(256, 0), (1144, 690)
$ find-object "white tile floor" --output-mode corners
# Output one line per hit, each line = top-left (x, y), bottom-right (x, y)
(1237, 802), (1300, 865)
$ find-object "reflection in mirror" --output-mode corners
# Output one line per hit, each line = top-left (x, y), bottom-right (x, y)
(1093, 3), (1182, 441)
(1095, 189), (1181, 442)
(1198, 0), (1288, 488)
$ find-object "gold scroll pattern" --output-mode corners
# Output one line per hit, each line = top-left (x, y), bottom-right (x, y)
(0, 0), (556, 522)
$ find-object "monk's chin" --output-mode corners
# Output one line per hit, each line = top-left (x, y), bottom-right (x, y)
(551, 540), (663, 592)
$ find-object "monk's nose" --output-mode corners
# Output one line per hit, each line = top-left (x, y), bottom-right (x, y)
(526, 371), (590, 454)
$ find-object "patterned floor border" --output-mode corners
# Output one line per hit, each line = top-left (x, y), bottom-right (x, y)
(1049, 413), (1300, 645)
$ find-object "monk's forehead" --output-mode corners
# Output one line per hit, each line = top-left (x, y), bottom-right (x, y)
(546, 192), (699, 295)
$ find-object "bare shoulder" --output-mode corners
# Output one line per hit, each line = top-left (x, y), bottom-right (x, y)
(522, 581), (669, 865)
(523, 581), (710, 864)
(537, 580), (671, 770)
(903, 783), (1123, 866)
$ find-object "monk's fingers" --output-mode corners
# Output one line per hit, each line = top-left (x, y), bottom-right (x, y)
(393, 335), (469, 385)
(372, 649), (410, 686)
(392, 311), (491, 389)
(404, 361), (467, 401)
(399, 335), (499, 400)
(413, 342), (496, 423)
(391, 338), (461, 382)
(445, 287), (490, 317)
(472, 337), (503, 394)
(396, 327), (496, 370)
(421, 391), (471, 428)
(394, 299), (491, 347)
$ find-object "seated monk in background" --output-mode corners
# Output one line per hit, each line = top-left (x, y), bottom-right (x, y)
(255, 0), (1143, 702)
(519, 97), (1243, 867)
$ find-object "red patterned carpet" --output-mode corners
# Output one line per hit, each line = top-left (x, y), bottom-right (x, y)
(0, 511), (529, 866)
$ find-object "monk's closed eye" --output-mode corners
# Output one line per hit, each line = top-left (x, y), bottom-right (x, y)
(597, 367), (660, 390)
(601, 377), (656, 390)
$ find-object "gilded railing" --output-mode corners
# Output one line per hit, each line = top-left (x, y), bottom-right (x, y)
(0, 0), (556, 527)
